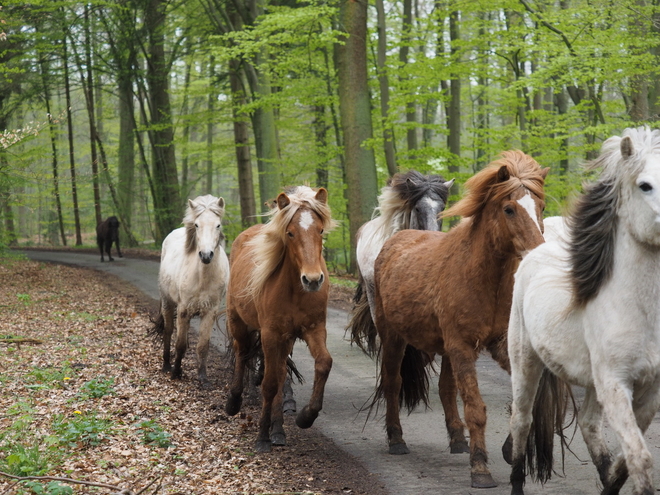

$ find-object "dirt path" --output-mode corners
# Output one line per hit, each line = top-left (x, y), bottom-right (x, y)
(21, 249), (660, 495)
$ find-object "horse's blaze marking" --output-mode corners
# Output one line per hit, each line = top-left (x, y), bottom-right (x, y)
(299, 210), (314, 231)
(517, 193), (541, 232)
(424, 197), (440, 210)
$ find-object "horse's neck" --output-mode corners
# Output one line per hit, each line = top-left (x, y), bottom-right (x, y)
(612, 228), (660, 300)
(457, 215), (517, 274)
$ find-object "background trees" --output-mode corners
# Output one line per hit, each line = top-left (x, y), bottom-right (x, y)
(1, 0), (659, 272)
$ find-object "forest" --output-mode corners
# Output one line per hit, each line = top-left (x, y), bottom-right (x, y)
(1, 0), (659, 272)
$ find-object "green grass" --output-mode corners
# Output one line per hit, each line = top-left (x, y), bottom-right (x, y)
(329, 275), (358, 289)
(77, 376), (115, 399)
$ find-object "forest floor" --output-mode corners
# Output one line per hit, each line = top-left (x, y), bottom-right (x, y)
(0, 254), (387, 495)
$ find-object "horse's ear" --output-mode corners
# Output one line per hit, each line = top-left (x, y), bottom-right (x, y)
(444, 178), (455, 189)
(497, 166), (510, 183)
(315, 187), (328, 204)
(277, 193), (290, 210)
(621, 136), (634, 158)
(541, 167), (550, 179)
(188, 199), (197, 211)
(217, 197), (225, 209)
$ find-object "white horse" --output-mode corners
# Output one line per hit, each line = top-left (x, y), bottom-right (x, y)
(153, 194), (230, 388)
(349, 171), (453, 353)
(505, 127), (660, 495)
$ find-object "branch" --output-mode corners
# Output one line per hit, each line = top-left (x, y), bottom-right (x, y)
(0, 337), (43, 345)
(0, 471), (140, 494)
(518, 0), (576, 57)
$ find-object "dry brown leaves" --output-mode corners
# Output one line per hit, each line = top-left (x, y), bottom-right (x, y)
(0, 259), (384, 495)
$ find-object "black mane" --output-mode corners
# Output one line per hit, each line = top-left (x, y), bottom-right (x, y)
(389, 170), (451, 209)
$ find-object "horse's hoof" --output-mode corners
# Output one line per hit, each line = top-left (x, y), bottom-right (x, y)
(271, 432), (286, 446)
(471, 472), (497, 488)
(161, 364), (172, 373)
(283, 398), (297, 415)
(198, 378), (212, 389)
(295, 406), (318, 429)
(255, 439), (272, 453)
(389, 443), (410, 455)
(109, 257), (114, 262)
(225, 395), (242, 416)
(502, 433), (513, 465)
(170, 369), (182, 380)
(450, 440), (470, 454)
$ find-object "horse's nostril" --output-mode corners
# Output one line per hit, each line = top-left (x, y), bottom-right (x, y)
(302, 275), (309, 285)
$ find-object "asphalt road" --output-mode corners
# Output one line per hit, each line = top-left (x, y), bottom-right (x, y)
(21, 250), (660, 495)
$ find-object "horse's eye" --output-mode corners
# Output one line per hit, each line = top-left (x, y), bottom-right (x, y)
(217, 224), (221, 229)
(287, 231), (294, 238)
(504, 206), (515, 216)
(320, 229), (324, 235)
(640, 182), (653, 193)
(194, 223), (199, 228)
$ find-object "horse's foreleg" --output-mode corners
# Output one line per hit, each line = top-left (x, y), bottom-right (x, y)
(380, 333), (408, 455)
(296, 327), (332, 430)
(438, 356), (469, 453)
(196, 311), (216, 388)
(579, 387), (612, 487)
(271, 341), (295, 447)
(115, 238), (123, 258)
(105, 240), (114, 261)
(449, 347), (497, 489)
(161, 303), (175, 373)
(225, 314), (250, 417)
(596, 377), (653, 495)
(171, 308), (190, 380)
(255, 331), (290, 453)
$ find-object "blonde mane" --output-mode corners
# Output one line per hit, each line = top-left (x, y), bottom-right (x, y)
(246, 186), (337, 299)
(442, 150), (546, 220)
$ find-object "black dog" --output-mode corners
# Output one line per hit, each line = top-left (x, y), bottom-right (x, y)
(96, 216), (123, 262)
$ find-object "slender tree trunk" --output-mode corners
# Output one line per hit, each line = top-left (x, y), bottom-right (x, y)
(555, 87), (570, 174)
(62, 31), (83, 246)
(336, 0), (379, 273)
(375, 0), (397, 175)
(229, 59), (257, 227)
(206, 55), (215, 193)
(313, 104), (329, 189)
(40, 57), (67, 246)
(117, 71), (136, 233)
(83, 5), (102, 225)
(447, 9), (461, 173)
(144, 0), (181, 242)
(400, 0), (417, 154)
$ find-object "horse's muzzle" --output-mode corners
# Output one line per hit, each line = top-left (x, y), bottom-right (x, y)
(199, 251), (214, 264)
(301, 273), (324, 292)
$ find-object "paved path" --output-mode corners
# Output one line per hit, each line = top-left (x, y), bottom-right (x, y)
(22, 250), (660, 494)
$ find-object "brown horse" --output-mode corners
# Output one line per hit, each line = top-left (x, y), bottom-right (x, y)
(225, 185), (337, 453)
(96, 216), (123, 262)
(354, 151), (548, 488)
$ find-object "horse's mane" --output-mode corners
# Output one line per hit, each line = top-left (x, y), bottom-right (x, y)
(441, 150), (546, 220)
(246, 185), (337, 299)
(568, 126), (660, 306)
(370, 171), (450, 243)
(184, 194), (225, 254)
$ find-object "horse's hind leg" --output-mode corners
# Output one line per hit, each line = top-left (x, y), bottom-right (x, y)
(195, 311), (216, 388)
(296, 325), (332, 430)
(270, 340), (295, 447)
(171, 308), (191, 380)
(448, 345), (497, 488)
(225, 312), (250, 417)
(439, 356), (469, 454)
(380, 333), (408, 455)
(105, 239), (114, 261)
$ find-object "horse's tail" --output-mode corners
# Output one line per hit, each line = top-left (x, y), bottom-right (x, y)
(346, 279), (380, 357)
(374, 344), (432, 414)
(526, 367), (574, 484)
(147, 311), (165, 340)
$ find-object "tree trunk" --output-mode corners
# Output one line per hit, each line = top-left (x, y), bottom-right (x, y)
(400, 0), (417, 155)
(336, 0), (379, 273)
(144, 0), (181, 242)
(375, 0), (397, 175)
(313, 104), (329, 189)
(229, 58), (257, 227)
(62, 30), (83, 246)
(447, 9), (461, 173)
(206, 55), (216, 194)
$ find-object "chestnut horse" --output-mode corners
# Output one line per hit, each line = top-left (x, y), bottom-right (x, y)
(225, 185), (337, 452)
(356, 151), (548, 488)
